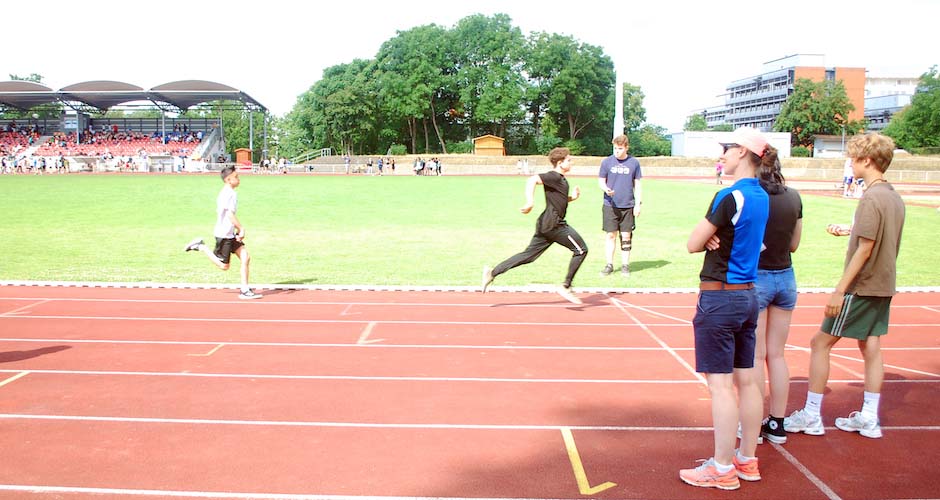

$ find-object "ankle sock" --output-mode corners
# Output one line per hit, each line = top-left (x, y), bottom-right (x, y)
(713, 460), (734, 473)
(861, 391), (880, 420)
(804, 391), (823, 417)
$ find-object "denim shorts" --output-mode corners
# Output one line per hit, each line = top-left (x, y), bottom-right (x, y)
(692, 288), (758, 374)
(755, 267), (797, 311)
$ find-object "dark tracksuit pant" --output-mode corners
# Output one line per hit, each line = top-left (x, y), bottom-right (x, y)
(492, 223), (588, 288)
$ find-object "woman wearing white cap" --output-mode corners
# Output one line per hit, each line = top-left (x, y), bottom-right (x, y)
(680, 127), (775, 490)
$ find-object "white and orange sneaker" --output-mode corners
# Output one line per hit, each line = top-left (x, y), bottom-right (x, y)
(679, 458), (740, 490)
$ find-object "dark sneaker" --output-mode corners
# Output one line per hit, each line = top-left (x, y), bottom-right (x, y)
(600, 263), (614, 276)
(481, 266), (494, 293)
(762, 417), (787, 444)
(184, 238), (204, 252)
(621, 264), (631, 277)
(239, 289), (263, 300)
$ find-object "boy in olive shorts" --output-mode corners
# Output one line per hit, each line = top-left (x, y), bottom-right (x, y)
(184, 166), (262, 299)
(785, 133), (905, 439)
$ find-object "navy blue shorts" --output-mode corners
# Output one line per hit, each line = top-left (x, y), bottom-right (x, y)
(693, 289), (758, 374)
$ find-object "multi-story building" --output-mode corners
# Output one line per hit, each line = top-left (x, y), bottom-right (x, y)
(697, 54), (866, 132)
(864, 75), (919, 130)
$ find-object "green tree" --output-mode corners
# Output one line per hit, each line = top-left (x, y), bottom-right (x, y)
(684, 114), (707, 131)
(374, 24), (451, 154)
(621, 83), (646, 134)
(774, 78), (864, 147)
(9, 73), (43, 83)
(884, 66), (940, 150)
(451, 14), (527, 139)
(526, 32), (615, 141)
(289, 59), (378, 155)
(629, 124), (671, 157)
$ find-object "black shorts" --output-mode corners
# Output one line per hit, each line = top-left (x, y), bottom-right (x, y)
(602, 205), (636, 233)
(214, 237), (244, 264)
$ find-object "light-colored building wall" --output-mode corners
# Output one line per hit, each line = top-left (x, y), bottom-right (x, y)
(670, 131), (792, 158)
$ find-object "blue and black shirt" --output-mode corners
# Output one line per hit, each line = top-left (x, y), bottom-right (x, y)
(699, 178), (769, 284)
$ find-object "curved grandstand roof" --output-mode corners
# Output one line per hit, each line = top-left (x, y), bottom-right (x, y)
(0, 79), (265, 113)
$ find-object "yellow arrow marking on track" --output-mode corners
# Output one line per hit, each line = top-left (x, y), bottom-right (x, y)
(0, 371), (30, 388)
(561, 427), (616, 495)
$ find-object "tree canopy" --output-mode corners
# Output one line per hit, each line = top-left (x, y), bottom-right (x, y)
(773, 78), (864, 147)
(883, 66), (940, 151)
(281, 13), (659, 157)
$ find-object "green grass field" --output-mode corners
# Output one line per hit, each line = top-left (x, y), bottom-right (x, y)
(1, 173), (936, 289)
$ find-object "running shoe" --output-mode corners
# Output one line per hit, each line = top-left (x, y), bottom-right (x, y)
(733, 452), (761, 482)
(835, 411), (882, 439)
(621, 264), (631, 277)
(600, 263), (613, 276)
(784, 408), (825, 435)
(762, 417), (788, 444)
(184, 238), (204, 252)
(679, 458), (740, 490)
(556, 286), (583, 305)
(239, 289), (263, 300)
(481, 266), (494, 293)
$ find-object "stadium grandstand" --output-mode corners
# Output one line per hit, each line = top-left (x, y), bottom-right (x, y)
(0, 79), (267, 173)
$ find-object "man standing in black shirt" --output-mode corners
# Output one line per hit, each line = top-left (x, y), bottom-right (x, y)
(482, 147), (588, 304)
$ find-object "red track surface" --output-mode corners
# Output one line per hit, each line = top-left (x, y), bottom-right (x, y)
(1, 286), (938, 499)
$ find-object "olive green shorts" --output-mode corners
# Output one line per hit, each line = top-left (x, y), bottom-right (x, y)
(822, 294), (892, 339)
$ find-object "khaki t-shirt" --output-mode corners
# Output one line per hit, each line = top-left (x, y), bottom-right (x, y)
(845, 182), (905, 296)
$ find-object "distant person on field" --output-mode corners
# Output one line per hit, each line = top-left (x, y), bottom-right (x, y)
(482, 147), (588, 305)
(716, 162), (724, 184)
(184, 166), (262, 299)
(598, 134), (642, 277)
(680, 127), (771, 491)
(842, 157), (854, 197)
(785, 133), (905, 440)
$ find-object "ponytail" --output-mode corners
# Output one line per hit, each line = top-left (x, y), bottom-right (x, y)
(756, 145), (785, 194)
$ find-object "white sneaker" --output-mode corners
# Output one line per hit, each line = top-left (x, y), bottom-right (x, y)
(736, 422), (763, 444)
(481, 266), (494, 293)
(556, 286), (582, 305)
(239, 288), (263, 300)
(783, 409), (825, 435)
(835, 411), (882, 439)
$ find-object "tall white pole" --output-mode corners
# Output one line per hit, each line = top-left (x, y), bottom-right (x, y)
(613, 65), (624, 138)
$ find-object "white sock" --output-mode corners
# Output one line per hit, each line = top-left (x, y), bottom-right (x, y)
(804, 391), (823, 417)
(713, 460), (734, 473)
(861, 391), (880, 420)
(736, 450), (755, 462)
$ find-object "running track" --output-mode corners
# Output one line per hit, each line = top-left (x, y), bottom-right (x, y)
(1, 285), (938, 499)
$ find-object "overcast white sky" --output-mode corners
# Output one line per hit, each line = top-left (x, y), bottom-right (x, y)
(4, 0), (937, 132)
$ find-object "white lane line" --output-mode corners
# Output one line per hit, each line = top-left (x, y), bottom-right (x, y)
(771, 442), (843, 500)
(607, 295), (706, 386)
(787, 344), (940, 378)
(0, 337), (681, 351)
(1, 368), (934, 384)
(3, 413), (939, 432)
(0, 368), (705, 384)
(0, 299), (50, 316)
(0, 314), (693, 327)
